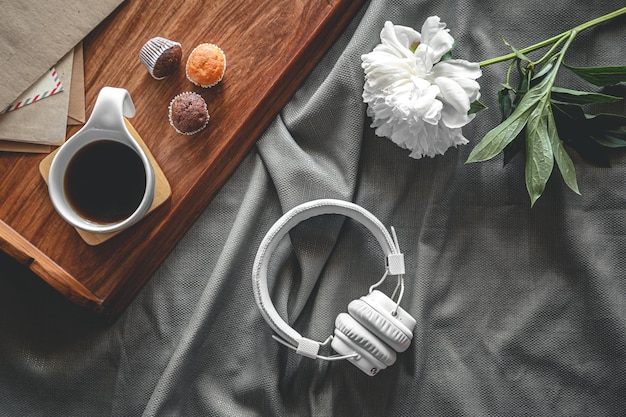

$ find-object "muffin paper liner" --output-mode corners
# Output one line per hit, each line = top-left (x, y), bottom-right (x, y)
(168, 92), (210, 135)
(140, 37), (181, 80)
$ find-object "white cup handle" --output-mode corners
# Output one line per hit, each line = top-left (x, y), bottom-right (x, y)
(84, 86), (136, 132)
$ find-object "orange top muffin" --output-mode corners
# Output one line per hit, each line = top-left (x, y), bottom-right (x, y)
(185, 43), (226, 88)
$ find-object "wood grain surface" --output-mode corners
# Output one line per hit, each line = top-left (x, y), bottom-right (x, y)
(0, 0), (367, 321)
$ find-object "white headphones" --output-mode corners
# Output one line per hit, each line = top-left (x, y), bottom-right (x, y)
(252, 199), (416, 376)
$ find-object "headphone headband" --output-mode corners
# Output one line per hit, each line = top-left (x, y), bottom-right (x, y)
(252, 199), (406, 360)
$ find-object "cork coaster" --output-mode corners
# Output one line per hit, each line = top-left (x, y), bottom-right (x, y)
(39, 119), (171, 246)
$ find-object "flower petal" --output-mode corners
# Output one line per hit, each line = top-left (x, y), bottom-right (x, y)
(434, 76), (471, 114)
(420, 16), (454, 62)
(420, 16), (446, 44)
(393, 24), (421, 48)
(425, 30), (455, 63)
(452, 78), (481, 102)
(431, 59), (482, 80)
(441, 103), (474, 128)
(379, 21), (416, 59)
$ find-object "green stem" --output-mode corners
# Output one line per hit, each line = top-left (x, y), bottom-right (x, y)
(533, 35), (568, 66)
(480, 33), (567, 67)
(575, 6), (626, 32)
(504, 59), (515, 86)
(544, 30), (577, 92)
(479, 7), (626, 67)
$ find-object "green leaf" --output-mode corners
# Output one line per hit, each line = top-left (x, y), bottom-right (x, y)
(503, 134), (525, 166)
(517, 65), (533, 96)
(466, 106), (533, 163)
(547, 106), (580, 195)
(588, 114), (626, 147)
(552, 103), (611, 167)
(564, 63), (626, 86)
(468, 99), (488, 115)
(591, 130), (626, 147)
(532, 55), (559, 81)
(502, 36), (533, 64)
(585, 113), (626, 148)
(525, 103), (554, 206)
(497, 88), (525, 165)
(551, 86), (623, 105)
(467, 67), (556, 164)
(498, 88), (513, 120)
(553, 102), (626, 147)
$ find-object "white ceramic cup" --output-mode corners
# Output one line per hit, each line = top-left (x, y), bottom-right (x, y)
(48, 87), (155, 234)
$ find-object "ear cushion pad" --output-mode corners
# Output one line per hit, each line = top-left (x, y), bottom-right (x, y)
(334, 313), (396, 367)
(348, 299), (412, 353)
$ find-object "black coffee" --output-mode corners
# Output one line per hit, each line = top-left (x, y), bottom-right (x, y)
(64, 140), (146, 224)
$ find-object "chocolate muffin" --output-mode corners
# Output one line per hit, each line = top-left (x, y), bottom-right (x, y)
(168, 92), (209, 135)
(140, 37), (182, 80)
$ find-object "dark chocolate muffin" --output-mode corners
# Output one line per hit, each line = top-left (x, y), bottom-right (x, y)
(168, 92), (209, 135)
(140, 37), (182, 80)
(152, 44), (182, 78)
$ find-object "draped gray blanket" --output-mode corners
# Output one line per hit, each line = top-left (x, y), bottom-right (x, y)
(1, 1), (625, 415)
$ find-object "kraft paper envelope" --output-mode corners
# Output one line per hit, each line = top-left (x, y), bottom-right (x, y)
(67, 43), (86, 126)
(0, 49), (74, 151)
(0, 141), (54, 153)
(0, 0), (125, 111)
(0, 44), (85, 153)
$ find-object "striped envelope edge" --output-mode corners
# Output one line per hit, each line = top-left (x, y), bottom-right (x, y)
(0, 0), (125, 110)
(1, 68), (64, 115)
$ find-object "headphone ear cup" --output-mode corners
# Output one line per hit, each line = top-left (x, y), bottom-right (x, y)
(332, 313), (396, 375)
(348, 290), (415, 353)
(348, 299), (411, 352)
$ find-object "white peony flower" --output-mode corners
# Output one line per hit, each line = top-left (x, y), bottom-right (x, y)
(362, 17), (482, 158)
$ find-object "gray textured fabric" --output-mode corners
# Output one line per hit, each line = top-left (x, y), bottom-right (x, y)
(1, 1), (625, 416)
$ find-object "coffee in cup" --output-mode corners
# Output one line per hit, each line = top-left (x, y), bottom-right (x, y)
(48, 87), (155, 234)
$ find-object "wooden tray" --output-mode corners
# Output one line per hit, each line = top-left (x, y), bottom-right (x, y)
(0, 0), (367, 321)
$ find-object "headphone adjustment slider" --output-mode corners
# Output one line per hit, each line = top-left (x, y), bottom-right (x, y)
(386, 253), (405, 275)
(296, 337), (321, 359)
